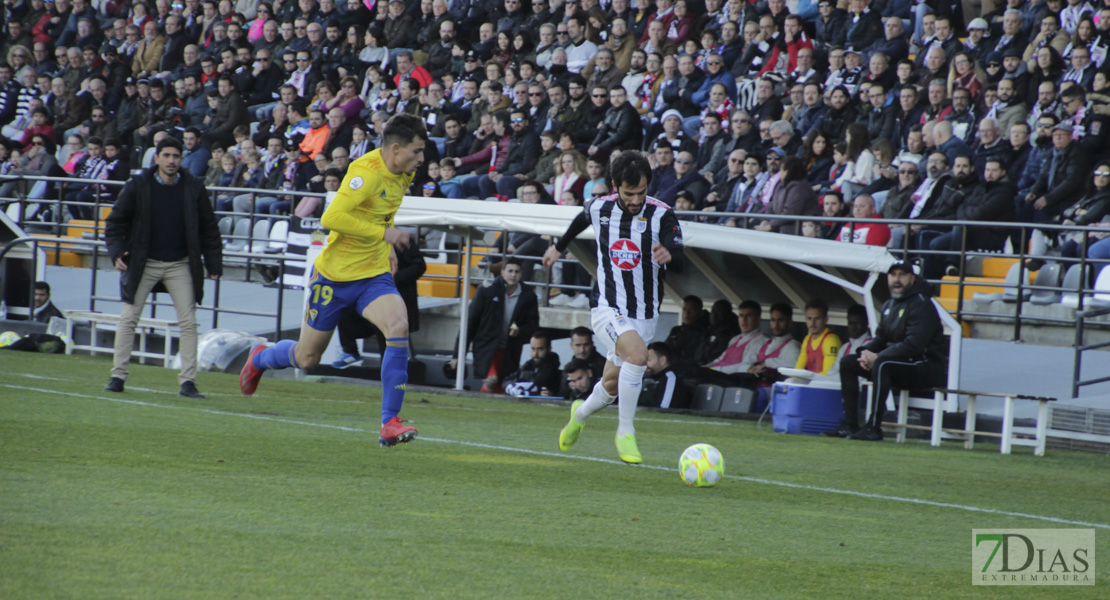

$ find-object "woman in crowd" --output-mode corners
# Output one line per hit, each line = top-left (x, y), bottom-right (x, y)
(325, 76), (367, 126)
(835, 123), (876, 203)
(758, 156), (820, 235)
(947, 51), (987, 109)
(801, 129), (834, 188)
(1027, 46), (1067, 107)
(553, 150), (587, 205)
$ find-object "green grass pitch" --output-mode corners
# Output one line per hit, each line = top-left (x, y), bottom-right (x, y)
(1, 352), (1107, 599)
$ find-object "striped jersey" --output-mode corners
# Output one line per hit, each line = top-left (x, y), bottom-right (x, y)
(588, 193), (683, 320)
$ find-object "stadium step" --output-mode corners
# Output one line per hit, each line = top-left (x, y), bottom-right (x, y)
(938, 275), (1009, 299)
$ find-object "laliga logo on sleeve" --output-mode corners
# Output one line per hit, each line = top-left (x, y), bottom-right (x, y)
(609, 239), (641, 270)
(349, 176), (364, 190)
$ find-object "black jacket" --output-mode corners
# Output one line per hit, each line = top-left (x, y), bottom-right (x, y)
(503, 351), (562, 397)
(1030, 143), (1091, 213)
(456, 277), (540, 379)
(640, 369), (691, 409)
(592, 102), (643, 151)
(956, 178), (1016, 235)
(861, 276), (946, 365)
(105, 169), (223, 305)
(501, 129), (540, 177)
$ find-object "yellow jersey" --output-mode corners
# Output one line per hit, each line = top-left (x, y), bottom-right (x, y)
(315, 148), (414, 282)
(795, 329), (842, 375)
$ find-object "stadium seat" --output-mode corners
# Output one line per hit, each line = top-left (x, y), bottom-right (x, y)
(1094, 268), (1110, 304)
(226, 219), (249, 252)
(1029, 262), (1062, 305)
(250, 220), (271, 253)
(692, 384), (724, 412)
(973, 262), (1021, 302)
(267, 220), (289, 253)
(719, 387), (756, 413)
(1001, 263), (1032, 303)
(1059, 264), (1091, 308)
(217, 216), (232, 237)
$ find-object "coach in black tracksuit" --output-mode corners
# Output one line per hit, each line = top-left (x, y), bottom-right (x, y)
(831, 260), (946, 441)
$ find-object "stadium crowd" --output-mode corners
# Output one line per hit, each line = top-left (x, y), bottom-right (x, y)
(0, 0), (1109, 270)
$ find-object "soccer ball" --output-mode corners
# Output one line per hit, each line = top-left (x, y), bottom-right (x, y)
(679, 443), (725, 487)
(0, 331), (20, 348)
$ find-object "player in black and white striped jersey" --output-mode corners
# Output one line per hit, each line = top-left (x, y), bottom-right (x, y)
(542, 151), (685, 464)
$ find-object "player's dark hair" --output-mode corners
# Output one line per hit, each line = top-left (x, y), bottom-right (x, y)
(87, 136), (104, 147)
(155, 136), (184, 154)
(683, 295), (703, 309)
(738, 300), (761, 314)
(805, 297), (829, 316)
(532, 330), (551, 346)
(1060, 85), (1086, 103)
(647, 341), (672, 362)
(770, 302), (793, 319)
(847, 303), (867, 320)
(34, 281), (50, 294)
(571, 326), (593, 339)
(383, 113), (429, 146)
(504, 256), (523, 269)
(565, 357), (591, 375)
(609, 150), (652, 190)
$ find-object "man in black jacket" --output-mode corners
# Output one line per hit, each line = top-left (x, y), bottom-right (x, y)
(589, 86), (643, 157)
(640, 342), (691, 409)
(479, 108), (540, 200)
(503, 331), (563, 397)
(831, 260), (946, 441)
(103, 137), (223, 398)
(32, 281), (66, 323)
(450, 258), (540, 393)
(1025, 122), (1090, 222)
(924, 158), (1016, 278)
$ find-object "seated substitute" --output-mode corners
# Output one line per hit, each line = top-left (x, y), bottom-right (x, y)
(562, 358), (598, 402)
(504, 331), (564, 397)
(793, 298), (841, 376)
(641, 342), (691, 409)
(830, 261), (946, 441)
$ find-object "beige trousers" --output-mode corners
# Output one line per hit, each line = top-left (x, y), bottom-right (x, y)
(112, 259), (198, 384)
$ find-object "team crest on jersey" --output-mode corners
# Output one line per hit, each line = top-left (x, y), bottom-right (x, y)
(349, 176), (364, 190)
(609, 239), (641, 270)
(633, 217), (647, 232)
(309, 308), (318, 322)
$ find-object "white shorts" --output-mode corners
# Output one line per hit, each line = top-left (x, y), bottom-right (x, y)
(590, 306), (657, 368)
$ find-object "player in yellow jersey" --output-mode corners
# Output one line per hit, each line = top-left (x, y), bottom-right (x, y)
(795, 298), (841, 375)
(240, 114), (427, 447)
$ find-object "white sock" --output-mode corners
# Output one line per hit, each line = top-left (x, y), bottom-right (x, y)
(576, 379), (615, 422)
(616, 362), (646, 437)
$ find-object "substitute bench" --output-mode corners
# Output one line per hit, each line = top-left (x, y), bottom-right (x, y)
(64, 310), (179, 366)
(885, 388), (1057, 456)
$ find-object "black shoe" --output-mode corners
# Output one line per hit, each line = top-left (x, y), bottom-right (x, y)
(945, 265), (960, 277)
(104, 377), (124, 393)
(1025, 258), (1045, 272)
(822, 425), (857, 438)
(849, 426), (884, 441)
(179, 381), (205, 399)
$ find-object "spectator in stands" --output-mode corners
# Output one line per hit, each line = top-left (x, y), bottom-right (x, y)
(589, 85), (644, 157)
(1024, 122), (1090, 222)
(103, 136), (222, 399)
(756, 155), (820, 234)
(641, 341), (690, 409)
(1028, 160), (1110, 271)
(831, 260), (945, 441)
(559, 357), (597, 401)
(881, 160), (921, 220)
(29, 281), (65, 323)
(838, 194), (891, 246)
(449, 257), (539, 394)
(794, 298), (841, 376)
(1060, 85), (1110, 163)
(503, 331), (563, 397)
(656, 149), (707, 207)
(926, 155), (1017, 277)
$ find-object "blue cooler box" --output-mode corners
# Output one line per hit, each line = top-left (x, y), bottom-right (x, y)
(771, 382), (843, 435)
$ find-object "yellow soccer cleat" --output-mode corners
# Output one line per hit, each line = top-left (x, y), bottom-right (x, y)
(559, 400), (585, 451)
(615, 433), (642, 464)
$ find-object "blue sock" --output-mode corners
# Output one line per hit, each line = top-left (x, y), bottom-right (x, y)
(253, 339), (300, 371)
(380, 337), (409, 424)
